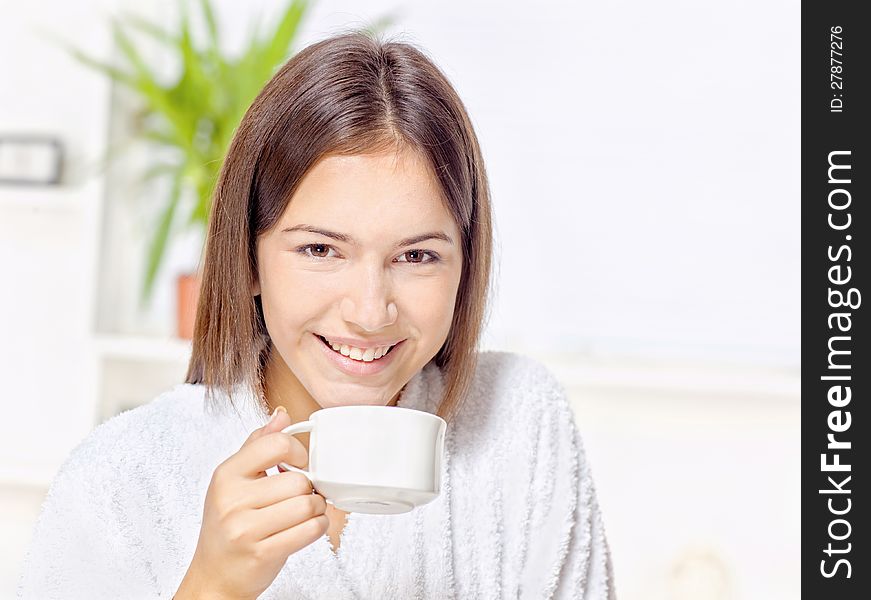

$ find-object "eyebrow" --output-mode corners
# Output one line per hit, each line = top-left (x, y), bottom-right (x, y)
(281, 224), (455, 248)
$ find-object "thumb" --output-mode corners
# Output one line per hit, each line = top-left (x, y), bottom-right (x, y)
(264, 405), (290, 433)
(262, 406), (293, 473)
(248, 405), (289, 442)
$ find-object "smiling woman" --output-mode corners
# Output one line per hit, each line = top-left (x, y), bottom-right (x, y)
(17, 30), (615, 600)
(185, 33), (492, 429)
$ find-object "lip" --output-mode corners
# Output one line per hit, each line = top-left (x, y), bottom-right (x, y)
(317, 334), (405, 349)
(314, 333), (404, 376)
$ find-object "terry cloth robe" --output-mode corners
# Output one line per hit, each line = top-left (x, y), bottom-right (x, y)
(17, 351), (616, 599)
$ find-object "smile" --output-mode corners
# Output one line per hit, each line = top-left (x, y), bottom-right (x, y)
(316, 334), (400, 363)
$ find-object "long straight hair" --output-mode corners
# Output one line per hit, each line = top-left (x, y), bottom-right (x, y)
(185, 30), (493, 424)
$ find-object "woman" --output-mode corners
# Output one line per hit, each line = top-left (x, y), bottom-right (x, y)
(18, 31), (615, 599)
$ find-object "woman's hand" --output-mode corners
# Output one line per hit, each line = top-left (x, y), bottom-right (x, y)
(175, 407), (329, 600)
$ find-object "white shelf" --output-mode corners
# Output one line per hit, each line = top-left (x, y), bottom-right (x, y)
(93, 334), (194, 425)
(0, 183), (99, 213)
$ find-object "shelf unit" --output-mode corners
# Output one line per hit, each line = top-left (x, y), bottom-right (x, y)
(93, 334), (193, 422)
(0, 184), (95, 213)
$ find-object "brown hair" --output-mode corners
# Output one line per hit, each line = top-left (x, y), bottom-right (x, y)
(185, 30), (493, 424)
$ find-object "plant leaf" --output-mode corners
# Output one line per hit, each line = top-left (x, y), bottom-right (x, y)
(257, 0), (308, 72)
(141, 170), (183, 305)
(142, 162), (179, 182)
(65, 47), (138, 87)
(199, 0), (220, 54)
(36, 25), (138, 86)
(112, 18), (198, 151)
(120, 12), (178, 47)
(361, 12), (400, 36)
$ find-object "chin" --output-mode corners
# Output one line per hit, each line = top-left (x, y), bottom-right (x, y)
(312, 385), (396, 409)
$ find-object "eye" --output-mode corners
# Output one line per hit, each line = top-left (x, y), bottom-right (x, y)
(396, 249), (440, 264)
(297, 243), (339, 259)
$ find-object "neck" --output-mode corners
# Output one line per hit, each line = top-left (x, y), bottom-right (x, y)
(263, 348), (321, 427)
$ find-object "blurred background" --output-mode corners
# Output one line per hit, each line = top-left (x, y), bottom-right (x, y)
(0, 0), (799, 598)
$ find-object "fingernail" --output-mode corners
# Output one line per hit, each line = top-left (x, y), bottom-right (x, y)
(269, 405), (287, 424)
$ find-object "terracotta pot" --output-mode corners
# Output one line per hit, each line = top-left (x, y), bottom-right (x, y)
(177, 272), (202, 340)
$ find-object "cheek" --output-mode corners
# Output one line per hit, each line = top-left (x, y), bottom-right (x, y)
(400, 274), (460, 332)
(259, 267), (326, 328)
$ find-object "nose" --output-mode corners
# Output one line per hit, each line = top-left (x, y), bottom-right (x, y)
(339, 260), (398, 332)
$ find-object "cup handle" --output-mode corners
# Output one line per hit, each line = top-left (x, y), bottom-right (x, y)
(277, 421), (315, 479)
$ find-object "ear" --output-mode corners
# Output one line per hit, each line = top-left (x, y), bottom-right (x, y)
(252, 276), (261, 296)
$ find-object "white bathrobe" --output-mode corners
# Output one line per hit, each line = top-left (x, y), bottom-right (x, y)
(17, 351), (616, 599)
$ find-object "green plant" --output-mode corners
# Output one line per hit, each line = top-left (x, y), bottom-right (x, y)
(61, 0), (394, 303)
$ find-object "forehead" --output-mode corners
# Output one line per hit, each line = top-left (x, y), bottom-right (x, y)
(277, 148), (457, 236)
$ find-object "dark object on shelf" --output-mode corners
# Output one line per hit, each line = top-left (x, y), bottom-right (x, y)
(0, 135), (63, 185)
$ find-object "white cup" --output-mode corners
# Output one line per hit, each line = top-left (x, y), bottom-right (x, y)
(278, 405), (447, 514)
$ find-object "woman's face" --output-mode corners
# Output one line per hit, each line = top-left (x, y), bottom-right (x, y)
(254, 147), (463, 409)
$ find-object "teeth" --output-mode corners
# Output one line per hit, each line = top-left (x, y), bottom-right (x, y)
(323, 336), (395, 362)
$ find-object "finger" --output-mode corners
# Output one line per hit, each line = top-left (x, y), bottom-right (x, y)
(244, 406), (291, 445)
(247, 470), (314, 509)
(249, 493), (328, 542)
(224, 428), (310, 480)
(261, 514), (330, 558)
(235, 409), (289, 455)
